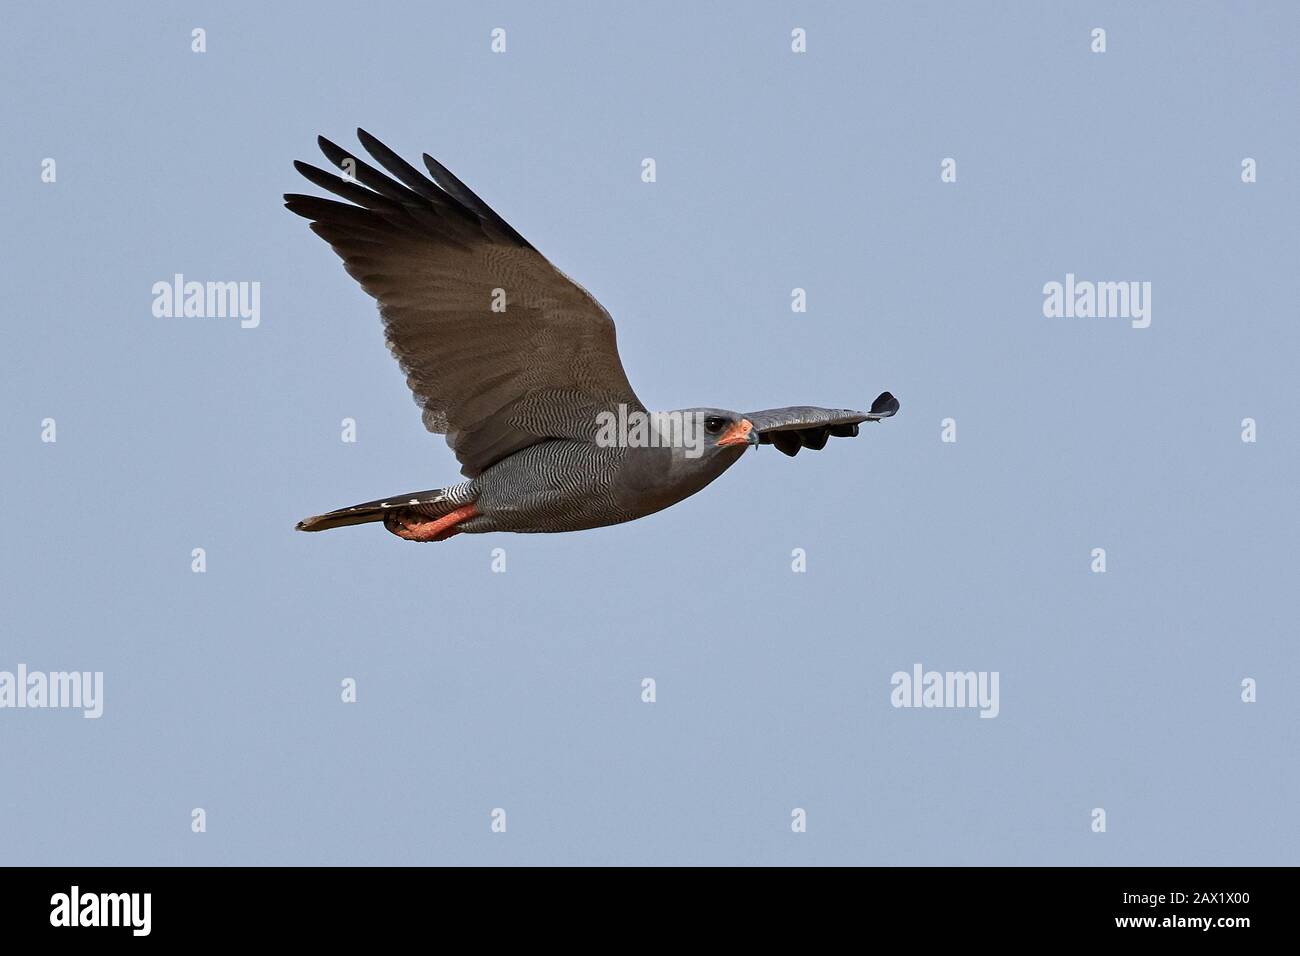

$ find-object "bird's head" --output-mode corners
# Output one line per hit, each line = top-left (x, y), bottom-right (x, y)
(703, 411), (759, 449)
(616, 407), (757, 504)
(665, 408), (759, 462)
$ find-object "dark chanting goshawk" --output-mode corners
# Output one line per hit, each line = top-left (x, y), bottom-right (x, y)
(287, 130), (899, 541)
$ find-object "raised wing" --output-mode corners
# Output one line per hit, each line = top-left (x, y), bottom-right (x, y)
(748, 391), (899, 456)
(285, 130), (645, 477)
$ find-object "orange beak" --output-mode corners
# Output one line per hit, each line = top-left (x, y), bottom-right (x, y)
(717, 418), (757, 447)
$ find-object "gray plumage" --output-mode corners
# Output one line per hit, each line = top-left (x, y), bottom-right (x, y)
(287, 131), (898, 541)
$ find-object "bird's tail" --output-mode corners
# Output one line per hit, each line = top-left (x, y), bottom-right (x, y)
(296, 487), (465, 532)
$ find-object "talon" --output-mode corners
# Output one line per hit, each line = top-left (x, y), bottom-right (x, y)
(383, 504), (478, 542)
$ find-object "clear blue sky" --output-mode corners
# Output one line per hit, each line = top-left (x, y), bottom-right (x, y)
(2, 1), (1296, 865)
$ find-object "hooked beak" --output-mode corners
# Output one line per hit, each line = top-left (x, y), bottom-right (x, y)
(717, 418), (759, 448)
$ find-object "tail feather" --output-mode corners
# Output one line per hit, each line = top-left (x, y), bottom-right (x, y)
(296, 487), (461, 532)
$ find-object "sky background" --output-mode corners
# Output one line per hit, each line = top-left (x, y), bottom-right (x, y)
(2, 1), (1296, 866)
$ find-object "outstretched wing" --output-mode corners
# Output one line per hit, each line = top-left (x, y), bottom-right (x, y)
(747, 391), (899, 457)
(285, 129), (645, 478)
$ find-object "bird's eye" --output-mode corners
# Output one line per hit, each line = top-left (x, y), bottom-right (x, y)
(704, 416), (726, 435)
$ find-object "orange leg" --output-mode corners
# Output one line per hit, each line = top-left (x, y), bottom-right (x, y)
(385, 503), (479, 542)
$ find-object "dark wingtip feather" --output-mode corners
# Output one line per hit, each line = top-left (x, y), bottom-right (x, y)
(292, 160), (338, 192)
(800, 427), (830, 451)
(355, 128), (445, 202)
(870, 391), (900, 417)
(293, 159), (400, 213)
(317, 135), (351, 164)
(283, 193), (314, 218)
(294, 130), (533, 247)
(772, 431), (802, 456)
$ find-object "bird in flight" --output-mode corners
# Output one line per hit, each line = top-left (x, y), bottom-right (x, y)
(286, 130), (898, 542)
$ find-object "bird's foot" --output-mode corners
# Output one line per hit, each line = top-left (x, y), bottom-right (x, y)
(383, 504), (479, 542)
